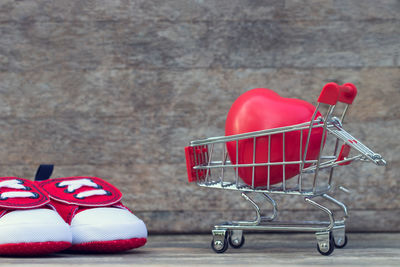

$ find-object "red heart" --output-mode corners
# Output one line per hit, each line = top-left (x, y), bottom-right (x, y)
(225, 88), (325, 187)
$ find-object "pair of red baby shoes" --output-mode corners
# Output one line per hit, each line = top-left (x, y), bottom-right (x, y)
(0, 165), (147, 256)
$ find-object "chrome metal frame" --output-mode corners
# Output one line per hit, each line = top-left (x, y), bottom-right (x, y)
(186, 84), (386, 255)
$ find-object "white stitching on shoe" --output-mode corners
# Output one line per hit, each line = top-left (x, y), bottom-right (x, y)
(57, 179), (109, 199)
(0, 191), (37, 199)
(74, 189), (109, 199)
(0, 179), (37, 200)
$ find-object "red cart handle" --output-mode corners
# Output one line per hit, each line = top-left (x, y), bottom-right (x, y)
(338, 83), (357, 104)
(318, 82), (340, 105)
(318, 82), (357, 105)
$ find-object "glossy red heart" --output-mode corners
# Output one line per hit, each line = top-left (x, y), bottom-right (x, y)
(225, 88), (325, 187)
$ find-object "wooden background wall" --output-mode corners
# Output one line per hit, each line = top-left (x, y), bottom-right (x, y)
(0, 0), (399, 233)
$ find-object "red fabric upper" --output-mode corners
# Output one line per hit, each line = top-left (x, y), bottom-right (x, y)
(0, 177), (49, 210)
(39, 177), (122, 207)
(37, 177), (126, 224)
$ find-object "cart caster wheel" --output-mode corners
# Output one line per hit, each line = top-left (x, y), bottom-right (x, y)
(229, 234), (245, 249)
(334, 235), (348, 248)
(211, 238), (228, 253)
(317, 235), (335, 256)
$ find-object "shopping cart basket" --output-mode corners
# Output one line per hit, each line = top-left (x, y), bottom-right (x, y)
(185, 82), (386, 255)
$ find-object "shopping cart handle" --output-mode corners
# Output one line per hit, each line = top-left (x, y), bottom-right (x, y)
(318, 82), (340, 105)
(338, 83), (357, 104)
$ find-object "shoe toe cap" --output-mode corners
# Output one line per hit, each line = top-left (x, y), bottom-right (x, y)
(0, 209), (72, 244)
(71, 207), (147, 244)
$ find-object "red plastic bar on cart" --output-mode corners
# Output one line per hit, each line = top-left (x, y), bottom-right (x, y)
(318, 82), (340, 105)
(185, 146), (208, 182)
(336, 144), (352, 166)
(338, 83), (357, 104)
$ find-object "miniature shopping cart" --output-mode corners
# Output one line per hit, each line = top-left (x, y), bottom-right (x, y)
(185, 82), (386, 255)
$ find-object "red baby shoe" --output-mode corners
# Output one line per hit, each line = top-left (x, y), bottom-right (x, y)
(36, 168), (147, 253)
(0, 177), (72, 256)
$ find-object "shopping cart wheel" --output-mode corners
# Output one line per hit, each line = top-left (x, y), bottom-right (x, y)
(228, 230), (245, 249)
(334, 235), (348, 249)
(211, 238), (228, 253)
(316, 232), (335, 256)
(211, 229), (228, 253)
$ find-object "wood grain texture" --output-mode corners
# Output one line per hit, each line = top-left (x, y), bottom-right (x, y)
(0, 20), (399, 71)
(2, 234), (400, 266)
(0, 68), (398, 120)
(0, 0), (399, 22)
(0, 0), (398, 233)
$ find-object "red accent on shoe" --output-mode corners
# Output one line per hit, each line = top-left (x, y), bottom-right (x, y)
(36, 177), (147, 253)
(39, 177), (122, 207)
(0, 177), (49, 210)
(47, 198), (125, 224)
(68, 238), (147, 253)
(47, 198), (79, 224)
(0, 177), (72, 256)
(0, 241), (71, 256)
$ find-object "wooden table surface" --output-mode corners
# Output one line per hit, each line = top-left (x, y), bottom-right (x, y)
(1, 233), (399, 266)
